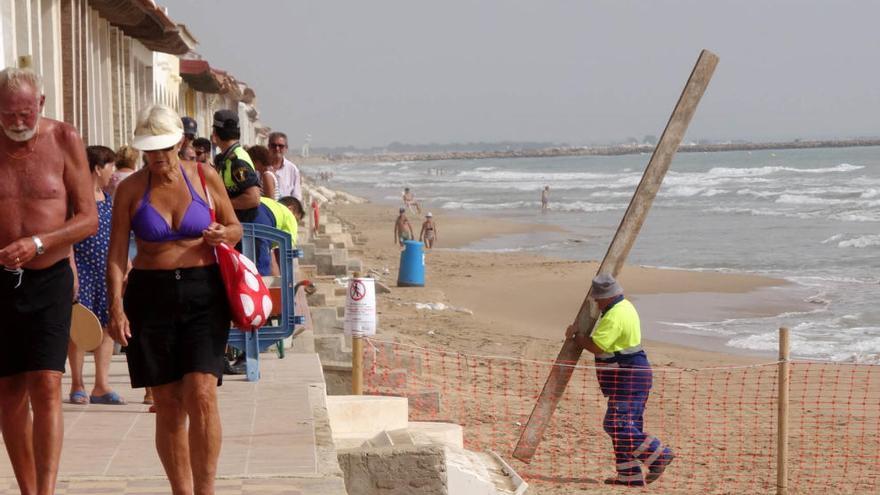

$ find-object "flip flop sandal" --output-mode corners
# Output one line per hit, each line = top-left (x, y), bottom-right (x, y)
(69, 390), (89, 405)
(89, 392), (126, 405)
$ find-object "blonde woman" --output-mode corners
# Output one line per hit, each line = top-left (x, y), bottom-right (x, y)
(107, 105), (241, 494)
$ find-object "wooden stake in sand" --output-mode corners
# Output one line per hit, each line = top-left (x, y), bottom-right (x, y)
(513, 49), (719, 463)
(777, 327), (790, 495)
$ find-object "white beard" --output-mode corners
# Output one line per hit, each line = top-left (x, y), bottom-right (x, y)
(2, 117), (39, 142)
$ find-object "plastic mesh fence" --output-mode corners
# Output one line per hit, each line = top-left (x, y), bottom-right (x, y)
(362, 338), (879, 494)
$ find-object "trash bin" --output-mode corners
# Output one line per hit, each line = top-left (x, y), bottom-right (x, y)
(398, 240), (425, 287)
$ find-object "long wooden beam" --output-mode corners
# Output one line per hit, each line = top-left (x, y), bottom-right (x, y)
(513, 49), (719, 463)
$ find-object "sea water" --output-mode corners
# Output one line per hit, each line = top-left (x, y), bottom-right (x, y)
(322, 147), (880, 362)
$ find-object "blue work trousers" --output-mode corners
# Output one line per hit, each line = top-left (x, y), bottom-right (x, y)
(603, 391), (665, 482)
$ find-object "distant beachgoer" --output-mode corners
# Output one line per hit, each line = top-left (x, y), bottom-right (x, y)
(68, 145), (125, 406)
(565, 274), (674, 486)
(419, 212), (437, 249)
(402, 187), (422, 214)
(541, 185), (550, 212)
(394, 208), (415, 248)
(311, 197), (320, 238)
(106, 144), (139, 196)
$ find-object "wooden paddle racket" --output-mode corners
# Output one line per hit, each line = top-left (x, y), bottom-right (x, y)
(70, 303), (103, 352)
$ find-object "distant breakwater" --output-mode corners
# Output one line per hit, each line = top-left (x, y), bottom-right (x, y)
(302, 138), (880, 165)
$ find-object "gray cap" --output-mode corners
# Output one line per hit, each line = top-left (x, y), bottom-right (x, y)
(591, 273), (623, 299)
(213, 109), (239, 130)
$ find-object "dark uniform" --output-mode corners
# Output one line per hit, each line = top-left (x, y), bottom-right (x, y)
(214, 142), (261, 222)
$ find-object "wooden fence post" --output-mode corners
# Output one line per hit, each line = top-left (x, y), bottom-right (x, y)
(777, 327), (790, 495)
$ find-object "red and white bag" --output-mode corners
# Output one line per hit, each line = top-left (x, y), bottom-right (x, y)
(197, 165), (272, 330)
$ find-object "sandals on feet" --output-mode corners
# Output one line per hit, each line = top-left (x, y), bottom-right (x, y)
(69, 390), (89, 405)
(89, 391), (126, 405)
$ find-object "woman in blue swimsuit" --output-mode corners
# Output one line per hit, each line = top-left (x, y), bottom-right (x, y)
(68, 146), (125, 405)
(107, 105), (242, 494)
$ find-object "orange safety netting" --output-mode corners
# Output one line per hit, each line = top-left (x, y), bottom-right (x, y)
(362, 338), (879, 494)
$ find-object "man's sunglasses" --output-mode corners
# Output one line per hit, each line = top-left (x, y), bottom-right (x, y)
(269, 143), (287, 149)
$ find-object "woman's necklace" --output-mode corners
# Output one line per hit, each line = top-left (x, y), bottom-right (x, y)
(3, 127), (40, 160)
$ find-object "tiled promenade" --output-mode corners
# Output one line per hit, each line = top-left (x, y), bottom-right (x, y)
(0, 353), (346, 494)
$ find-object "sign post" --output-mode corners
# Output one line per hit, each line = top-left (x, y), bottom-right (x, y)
(345, 273), (376, 395)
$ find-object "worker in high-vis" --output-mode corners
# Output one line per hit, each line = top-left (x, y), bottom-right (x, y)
(566, 273), (674, 487)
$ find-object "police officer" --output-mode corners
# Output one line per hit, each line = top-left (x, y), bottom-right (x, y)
(566, 274), (674, 487)
(210, 109), (261, 222)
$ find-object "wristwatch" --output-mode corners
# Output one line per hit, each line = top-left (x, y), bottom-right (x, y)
(32, 236), (45, 256)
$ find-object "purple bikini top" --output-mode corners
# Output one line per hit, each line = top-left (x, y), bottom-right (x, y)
(131, 165), (213, 243)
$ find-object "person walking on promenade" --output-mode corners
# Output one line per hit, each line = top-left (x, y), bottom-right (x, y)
(419, 212), (438, 249)
(108, 104), (241, 495)
(267, 131), (301, 201)
(68, 145), (125, 406)
(211, 109), (261, 223)
(541, 185), (550, 212)
(0, 67), (98, 495)
(105, 144), (139, 196)
(566, 274), (674, 487)
(394, 208), (415, 248)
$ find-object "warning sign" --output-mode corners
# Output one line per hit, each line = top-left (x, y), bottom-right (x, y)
(344, 277), (376, 336)
(350, 280), (366, 301)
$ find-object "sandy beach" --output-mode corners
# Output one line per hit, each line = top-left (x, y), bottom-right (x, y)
(317, 194), (877, 494)
(330, 200), (807, 367)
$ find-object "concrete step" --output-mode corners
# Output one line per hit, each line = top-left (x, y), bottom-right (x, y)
(310, 307), (344, 334)
(298, 264), (319, 280)
(320, 223), (343, 235)
(315, 334), (352, 362)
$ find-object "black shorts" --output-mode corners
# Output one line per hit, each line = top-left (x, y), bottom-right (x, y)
(123, 265), (230, 388)
(0, 259), (73, 377)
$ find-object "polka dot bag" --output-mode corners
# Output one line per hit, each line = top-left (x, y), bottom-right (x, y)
(198, 164), (272, 330)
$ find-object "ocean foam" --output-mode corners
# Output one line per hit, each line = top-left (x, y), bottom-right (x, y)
(775, 194), (846, 206)
(837, 234), (880, 249)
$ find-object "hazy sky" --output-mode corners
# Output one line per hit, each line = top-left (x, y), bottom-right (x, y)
(164, 0), (880, 148)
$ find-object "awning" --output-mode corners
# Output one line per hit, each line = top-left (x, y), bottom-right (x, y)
(89, 0), (194, 55)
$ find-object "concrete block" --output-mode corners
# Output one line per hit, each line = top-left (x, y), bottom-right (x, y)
(315, 335), (352, 362)
(326, 395), (408, 438)
(321, 223), (343, 235)
(347, 259), (363, 273)
(409, 422), (463, 449)
(290, 328), (315, 353)
(297, 264), (319, 279)
(311, 307), (343, 334)
(338, 445), (446, 495)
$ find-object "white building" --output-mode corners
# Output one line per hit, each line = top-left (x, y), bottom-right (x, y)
(1, 0), (266, 148)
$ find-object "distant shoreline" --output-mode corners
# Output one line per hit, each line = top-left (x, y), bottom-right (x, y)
(300, 138), (880, 165)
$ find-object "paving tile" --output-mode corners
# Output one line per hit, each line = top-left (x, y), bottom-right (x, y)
(0, 353), (336, 493)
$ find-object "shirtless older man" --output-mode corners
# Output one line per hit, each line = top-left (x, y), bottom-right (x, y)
(0, 68), (97, 495)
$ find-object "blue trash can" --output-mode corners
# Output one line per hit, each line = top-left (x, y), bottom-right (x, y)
(398, 240), (425, 287)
